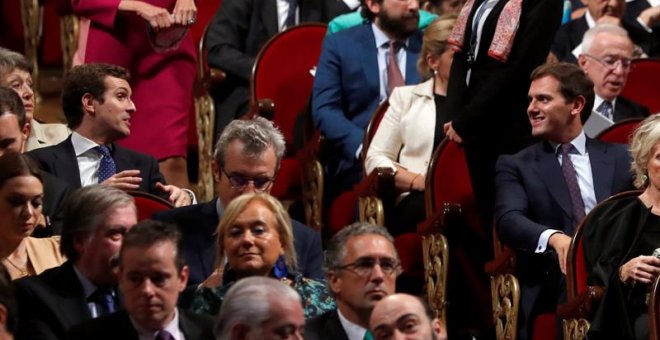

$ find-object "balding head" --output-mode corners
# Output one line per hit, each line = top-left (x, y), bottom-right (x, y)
(369, 294), (446, 340)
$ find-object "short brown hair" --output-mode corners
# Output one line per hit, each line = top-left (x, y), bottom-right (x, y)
(0, 87), (26, 128)
(62, 63), (130, 129)
(530, 62), (594, 124)
(120, 220), (186, 271)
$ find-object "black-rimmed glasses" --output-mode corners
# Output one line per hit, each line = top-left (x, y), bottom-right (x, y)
(335, 257), (400, 277)
(220, 167), (275, 191)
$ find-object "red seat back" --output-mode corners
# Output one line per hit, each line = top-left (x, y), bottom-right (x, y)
(595, 118), (643, 144)
(251, 23), (327, 151)
(620, 58), (660, 114)
(127, 190), (174, 221)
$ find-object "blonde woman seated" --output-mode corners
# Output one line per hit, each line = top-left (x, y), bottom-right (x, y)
(0, 152), (64, 279)
(365, 17), (455, 234)
(190, 193), (334, 318)
(0, 48), (70, 151)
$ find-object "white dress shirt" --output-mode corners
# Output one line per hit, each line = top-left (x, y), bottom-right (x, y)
(338, 308), (370, 340)
(71, 132), (107, 186)
(372, 23), (408, 103)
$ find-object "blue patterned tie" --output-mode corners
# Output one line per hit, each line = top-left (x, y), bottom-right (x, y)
(598, 101), (613, 120)
(89, 287), (116, 316)
(560, 144), (586, 229)
(94, 145), (116, 183)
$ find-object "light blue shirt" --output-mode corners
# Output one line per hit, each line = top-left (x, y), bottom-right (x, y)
(372, 23), (408, 102)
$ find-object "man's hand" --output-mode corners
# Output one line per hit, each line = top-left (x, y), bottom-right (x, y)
(640, 6), (660, 28)
(101, 170), (142, 190)
(549, 233), (572, 274)
(172, 0), (197, 26)
(156, 182), (192, 207)
(619, 255), (660, 284)
(443, 122), (464, 144)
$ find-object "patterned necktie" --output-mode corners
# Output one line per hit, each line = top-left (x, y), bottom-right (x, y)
(363, 330), (375, 340)
(94, 145), (116, 183)
(89, 287), (116, 316)
(560, 144), (586, 229)
(284, 0), (298, 29)
(598, 101), (613, 120)
(387, 40), (405, 96)
(155, 330), (174, 340)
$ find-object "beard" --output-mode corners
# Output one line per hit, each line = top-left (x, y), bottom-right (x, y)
(378, 8), (419, 40)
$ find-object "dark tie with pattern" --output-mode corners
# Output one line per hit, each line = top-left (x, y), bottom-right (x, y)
(387, 40), (405, 96)
(94, 145), (116, 183)
(155, 330), (174, 340)
(598, 100), (613, 120)
(89, 287), (116, 316)
(284, 0), (298, 28)
(560, 144), (586, 229)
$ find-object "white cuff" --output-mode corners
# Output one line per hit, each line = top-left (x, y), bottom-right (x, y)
(536, 229), (562, 253)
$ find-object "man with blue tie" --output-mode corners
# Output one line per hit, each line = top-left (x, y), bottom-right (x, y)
(14, 185), (138, 340)
(312, 0), (423, 195)
(494, 62), (634, 339)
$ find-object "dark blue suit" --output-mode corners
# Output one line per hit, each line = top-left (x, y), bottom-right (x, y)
(312, 23), (422, 180)
(494, 138), (634, 338)
(153, 198), (325, 286)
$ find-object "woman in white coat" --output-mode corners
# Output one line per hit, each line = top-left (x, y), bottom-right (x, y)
(365, 16), (456, 234)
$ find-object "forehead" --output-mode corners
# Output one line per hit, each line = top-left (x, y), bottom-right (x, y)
(530, 75), (561, 95)
(373, 297), (426, 323)
(234, 200), (276, 224)
(590, 32), (633, 54)
(101, 203), (137, 227)
(344, 234), (395, 260)
(1, 68), (31, 82)
(0, 114), (21, 134)
(224, 140), (277, 171)
(121, 241), (178, 269)
(103, 76), (131, 93)
(1, 175), (42, 193)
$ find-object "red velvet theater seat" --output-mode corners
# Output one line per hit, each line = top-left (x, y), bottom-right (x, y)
(127, 190), (174, 221)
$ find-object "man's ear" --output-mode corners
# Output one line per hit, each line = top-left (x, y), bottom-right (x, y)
(577, 54), (588, 72)
(231, 323), (251, 340)
(365, 0), (381, 16)
(178, 265), (190, 292)
(20, 122), (30, 153)
(82, 93), (96, 116)
(571, 95), (586, 118)
(431, 318), (447, 340)
(212, 160), (221, 182)
(327, 270), (342, 295)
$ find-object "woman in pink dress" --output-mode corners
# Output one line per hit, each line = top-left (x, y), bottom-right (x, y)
(72, 0), (197, 188)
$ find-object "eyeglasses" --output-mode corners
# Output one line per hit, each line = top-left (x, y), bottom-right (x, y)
(583, 53), (632, 70)
(335, 257), (400, 277)
(220, 167), (275, 191)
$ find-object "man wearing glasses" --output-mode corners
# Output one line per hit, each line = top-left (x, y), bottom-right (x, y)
(578, 24), (650, 137)
(306, 222), (399, 340)
(154, 117), (324, 290)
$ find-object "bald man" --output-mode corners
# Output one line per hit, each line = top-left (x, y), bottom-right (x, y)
(369, 294), (446, 340)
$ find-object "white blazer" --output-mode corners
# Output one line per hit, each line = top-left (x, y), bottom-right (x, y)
(365, 78), (437, 177)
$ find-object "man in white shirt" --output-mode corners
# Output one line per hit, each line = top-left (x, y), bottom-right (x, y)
(305, 223), (399, 340)
(494, 63), (634, 339)
(579, 23), (650, 137)
(67, 220), (214, 340)
(28, 63), (192, 207)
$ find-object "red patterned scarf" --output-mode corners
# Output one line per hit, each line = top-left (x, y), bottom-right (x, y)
(447, 0), (523, 62)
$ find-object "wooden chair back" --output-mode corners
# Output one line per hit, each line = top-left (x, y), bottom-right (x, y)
(620, 58), (660, 113)
(360, 100), (390, 164)
(595, 118), (643, 144)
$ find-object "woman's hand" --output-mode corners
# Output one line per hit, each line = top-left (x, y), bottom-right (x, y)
(619, 255), (660, 285)
(172, 0), (197, 26)
(119, 1), (173, 29)
(443, 122), (463, 144)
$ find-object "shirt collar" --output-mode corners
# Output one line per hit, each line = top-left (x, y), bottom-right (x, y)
(71, 132), (102, 157)
(585, 11), (597, 28)
(551, 130), (588, 156)
(371, 23), (408, 49)
(131, 308), (181, 340)
(337, 308), (369, 340)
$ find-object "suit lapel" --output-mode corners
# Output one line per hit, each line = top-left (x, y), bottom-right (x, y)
(587, 139), (615, 202)
(358, 24), (380, 100)
(57, 138), (83, 188)
(55, 262), (94, 325)
(327, 310), (350, 340)
(261, 0), (279, 36)
(533, 142), (574, 220)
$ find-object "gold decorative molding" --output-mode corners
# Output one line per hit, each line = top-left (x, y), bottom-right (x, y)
(301, 159), (323, 232)
(20, 0), (41, 101)
(193, 93), (216, 202)
(423, 233), (449, 323)
(562, 318), (590, 340)
(358, 196), (384, 226)
(60, 15), (79, 72)
(491, 273), (520, 340)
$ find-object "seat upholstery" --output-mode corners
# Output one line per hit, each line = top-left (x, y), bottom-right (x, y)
(595, 117), (644, 144)
(127, 190), (174, 221)
(620, 58), (660, 114)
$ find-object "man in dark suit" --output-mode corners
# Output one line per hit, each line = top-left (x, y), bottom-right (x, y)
(551, 0), (660, 63)
(312, 0), (422, 195)
(306, 223), (398, 340)
(578, 24), (649, 137)
(0, 87), (70, 236)
(494, 63), (634, 339)
(206, 0), (354, 135)
(215, 276), (305, 339)
(28, 63), (193, 207)
(14, 185), (138, 340)
(68, 220), (214, 340)
(154, 117), (324, 287)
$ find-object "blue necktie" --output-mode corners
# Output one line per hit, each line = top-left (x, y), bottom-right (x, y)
(560, 144), (586, 229)
(89, 287), (116, 316)
(94, 145), (116, 183)
(284, 0), (298, 28)
(598, 101), (613, 120)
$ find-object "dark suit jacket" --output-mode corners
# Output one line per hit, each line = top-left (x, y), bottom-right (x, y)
(153, 198), (325, 285)
(31, 171), (71, 237)
(67, 309), (214, 340)
(614, 95), (650, 122)
(551, 15), (660, 63)
(494, 138), (634, 336)
(28, 136), (166, 195)
(14, 261), (123, 340)
(305, 310), (349, 340)
(206, 0), (351, 133)
(312, 23), (422, 177)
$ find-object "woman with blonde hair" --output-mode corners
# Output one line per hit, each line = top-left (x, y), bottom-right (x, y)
(191, 193), (333, 318)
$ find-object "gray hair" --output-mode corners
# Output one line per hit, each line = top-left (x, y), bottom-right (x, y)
(582, 23), (631, 54)
(60, 185), (136, 261)
(213, 117), (286, 168)
(0, 48), (32, 79)
(630, 115), (660, 188)
(214, 276), (301, 339)
(324, 222), (398, 273)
